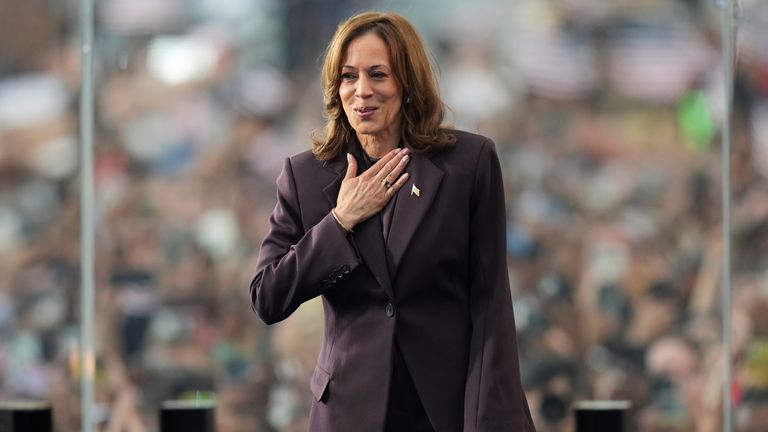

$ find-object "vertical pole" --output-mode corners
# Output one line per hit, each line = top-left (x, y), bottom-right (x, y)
(720, 1), (735, 431)
(79, 0), (96, 430)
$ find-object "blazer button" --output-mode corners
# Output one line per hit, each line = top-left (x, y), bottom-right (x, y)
(341, 265), (350, 274)
(385, 302), (394, 317)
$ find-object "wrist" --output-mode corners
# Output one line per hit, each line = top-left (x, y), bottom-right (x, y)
(331, 208), (354, 232)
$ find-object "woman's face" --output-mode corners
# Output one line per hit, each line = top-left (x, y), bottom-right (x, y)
(339, 32), (403, 146)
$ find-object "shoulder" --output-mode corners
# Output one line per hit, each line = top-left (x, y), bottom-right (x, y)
(435, 128), (497, 162)
(283, 148), (342, 176)
(287, 148), (323, 169)
(280, 148), (342, 190)
(446, 128), (493, 147)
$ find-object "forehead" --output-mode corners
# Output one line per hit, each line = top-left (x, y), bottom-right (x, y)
(343, 32), (391, 66)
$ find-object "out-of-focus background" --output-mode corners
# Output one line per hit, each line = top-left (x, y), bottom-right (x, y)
(1, 0), (768, 430)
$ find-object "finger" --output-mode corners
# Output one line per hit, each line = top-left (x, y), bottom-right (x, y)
(386, 152), (410, 181)
(385, 172), (410, 196)
(367, 147), (403, 177)
(345, 153), (357, 179)
(375, 148), (410, 182)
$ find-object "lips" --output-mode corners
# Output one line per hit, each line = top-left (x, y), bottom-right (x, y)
(355, 106), (377, 119)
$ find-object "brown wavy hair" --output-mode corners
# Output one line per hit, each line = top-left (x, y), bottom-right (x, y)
(312, 11), (455, 160)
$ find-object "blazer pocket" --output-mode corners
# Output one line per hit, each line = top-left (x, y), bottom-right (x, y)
(310, 365), (331, 403)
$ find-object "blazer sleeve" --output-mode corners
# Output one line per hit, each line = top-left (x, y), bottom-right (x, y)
(463, 140), (536, 431)
(250, 157), (361, 325)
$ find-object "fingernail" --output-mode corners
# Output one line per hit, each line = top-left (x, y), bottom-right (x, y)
(403, 155), (410, 162)
(394, 148), (401, 154)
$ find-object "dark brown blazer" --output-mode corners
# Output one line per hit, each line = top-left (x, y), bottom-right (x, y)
(251, 130), (535, 431)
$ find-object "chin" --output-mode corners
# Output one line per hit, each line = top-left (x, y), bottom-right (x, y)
(353, 125), (382, 136)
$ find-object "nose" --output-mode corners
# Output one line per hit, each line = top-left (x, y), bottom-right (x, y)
(355, 75), (373, 98)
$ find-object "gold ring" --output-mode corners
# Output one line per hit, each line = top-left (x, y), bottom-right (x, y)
(382, 178), (392, 189)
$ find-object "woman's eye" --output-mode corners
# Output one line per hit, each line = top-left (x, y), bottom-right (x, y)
(341, 73), (356, 80)
(371, 71), (387, 79)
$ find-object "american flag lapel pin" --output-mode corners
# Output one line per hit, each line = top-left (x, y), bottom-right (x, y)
(411, 184), (420, 197)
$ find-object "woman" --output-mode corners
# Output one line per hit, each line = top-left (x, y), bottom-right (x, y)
(250, 11), (535, 432)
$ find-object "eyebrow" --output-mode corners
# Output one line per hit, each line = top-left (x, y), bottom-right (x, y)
(341, 64), (389, 70)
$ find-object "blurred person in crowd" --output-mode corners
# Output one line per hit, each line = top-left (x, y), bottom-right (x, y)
(250, 11), (534, 432)
(736, 390), (768, 432)
(522, 358), (578, 431)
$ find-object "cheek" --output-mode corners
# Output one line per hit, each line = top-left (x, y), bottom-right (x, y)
(384, 86), (402, 113)
(339, 86), (354, 111)
(339, 84), (353, 100)
(386, 96), (402, 117)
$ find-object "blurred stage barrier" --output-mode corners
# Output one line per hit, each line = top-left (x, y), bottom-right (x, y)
(159, 399), (216, 432)
(0, 398), (635, 431)
(0, 401), (53, 432)
(574, 400), (631, 432)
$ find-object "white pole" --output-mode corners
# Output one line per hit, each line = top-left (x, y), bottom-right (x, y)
(79, 0), (96, 430)
(720, 1), (735, 431)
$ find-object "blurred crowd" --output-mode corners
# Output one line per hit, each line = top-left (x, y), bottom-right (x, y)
(1, 0), (768, 431)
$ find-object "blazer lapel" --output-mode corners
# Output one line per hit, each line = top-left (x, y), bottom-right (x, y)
(322, 153), (394, 298)
(322, 155), (345, 208)
(353, 215), (393, 297)
(388, 153), (444, 276)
